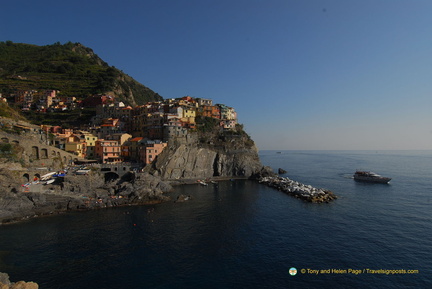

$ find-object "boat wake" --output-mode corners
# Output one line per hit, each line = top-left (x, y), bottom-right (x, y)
(339, 173), (354, 179)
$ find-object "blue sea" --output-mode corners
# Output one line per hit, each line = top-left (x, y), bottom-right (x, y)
(0, 150), (431, 288)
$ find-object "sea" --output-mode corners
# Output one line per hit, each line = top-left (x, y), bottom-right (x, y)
(0, 150), (431, 289)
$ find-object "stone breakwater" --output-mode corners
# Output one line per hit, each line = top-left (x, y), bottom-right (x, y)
(258, 176), (337, 203)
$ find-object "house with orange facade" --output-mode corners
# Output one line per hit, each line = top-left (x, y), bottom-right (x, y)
(198, 105), (220, 119)
(95, 139), (122, 163)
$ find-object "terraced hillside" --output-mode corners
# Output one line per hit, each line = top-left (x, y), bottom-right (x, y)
(0, 41), (162, 105)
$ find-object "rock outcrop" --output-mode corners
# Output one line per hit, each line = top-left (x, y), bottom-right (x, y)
(0, 272), (38, 289)
(151, 130), (264, 180)
(278, 168), (287, 174)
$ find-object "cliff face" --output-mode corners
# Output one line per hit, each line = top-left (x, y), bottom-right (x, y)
(152, 129), (264, 180)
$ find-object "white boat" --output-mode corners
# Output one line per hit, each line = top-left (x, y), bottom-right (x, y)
(44, 179), (55, 185)
(353, 171), (391, 184)
(40, 172), (56, 180)
(75, 169), (90, 175)
(198, 180), (208, 186)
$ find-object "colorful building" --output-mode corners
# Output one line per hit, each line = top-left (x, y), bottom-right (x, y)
(198, 105), (220, 119)
(80, 132), (98, 159)
(65, 134), (87, 158)
(124, 137), (144, 160)
(95, 139), (122, 163)
(139, 140), (167, 164)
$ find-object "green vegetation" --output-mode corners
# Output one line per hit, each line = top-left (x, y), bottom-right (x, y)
(0, 41), (162, 104)
(23, 107), (96, 128)
(196, 116), (220, 133)
(0, 142), (22, 162)
(0, 101), (26, 121)
(195, 116), (254, 148)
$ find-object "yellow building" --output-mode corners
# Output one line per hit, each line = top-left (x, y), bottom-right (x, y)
(182, 107), (196, 118)
(181, 106), (196, 125)
(65, 142), (86, 158)
(83, 133), (98, 159)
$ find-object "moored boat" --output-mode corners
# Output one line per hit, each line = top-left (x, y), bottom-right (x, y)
(75, 169), (90, 175)
(353, 170), (391, 184)
(44, 179), (55, 185)
(40, 172), (56, 181)
(197, 180), (208, 186)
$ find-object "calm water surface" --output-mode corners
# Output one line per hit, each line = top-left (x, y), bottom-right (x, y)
(0, 150), (431, 288)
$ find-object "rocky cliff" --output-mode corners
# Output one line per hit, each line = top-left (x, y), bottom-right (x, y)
(150, 127), (269, 180)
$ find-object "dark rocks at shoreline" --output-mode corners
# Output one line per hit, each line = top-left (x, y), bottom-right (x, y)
(251, 166), (277, 179)
(259, 176), (337, 203)
(0, 162), (274, 224)
(0, 272), (9, 285)
(175, 194), (192, 203)
(278, 168), (287, 174)
(0, 170), (172, 224)
(0, 272), (38, 289)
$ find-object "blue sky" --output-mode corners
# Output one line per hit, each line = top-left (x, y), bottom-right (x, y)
(2, 0), (432, 150)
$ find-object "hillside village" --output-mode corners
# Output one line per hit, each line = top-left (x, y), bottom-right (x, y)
(0, 90), (238, 166)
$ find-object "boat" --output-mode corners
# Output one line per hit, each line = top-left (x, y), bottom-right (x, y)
(75, 169), (90, 175)
(53, 172), (66, 177)
(197, 180), (208, 186)
(353, 170), (391, 184)
(44, 179), (55, 185)
(40, 172), (56, 180)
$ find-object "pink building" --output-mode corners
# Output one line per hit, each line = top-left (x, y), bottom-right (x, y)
(139, 140), (167, 164)
(95, 139), (122, 163)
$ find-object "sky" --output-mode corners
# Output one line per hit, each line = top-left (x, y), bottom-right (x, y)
(2, 0), (432, 150)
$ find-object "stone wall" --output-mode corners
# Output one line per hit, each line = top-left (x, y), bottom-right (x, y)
(0, 119), (76, 169)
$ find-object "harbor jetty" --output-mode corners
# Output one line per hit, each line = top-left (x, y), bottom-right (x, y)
(258, 176), (337, 203)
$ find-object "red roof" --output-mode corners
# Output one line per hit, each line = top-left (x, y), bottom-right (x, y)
(130, 137), (144, 142)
